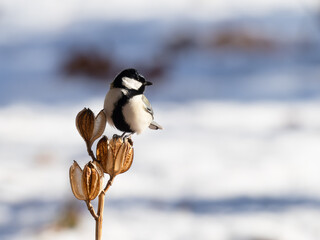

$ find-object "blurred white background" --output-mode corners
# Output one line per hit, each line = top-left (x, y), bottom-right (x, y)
(1, 1), (320, 240)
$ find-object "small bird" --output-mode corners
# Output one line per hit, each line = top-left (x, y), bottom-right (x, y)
(104, 68), (162, 137)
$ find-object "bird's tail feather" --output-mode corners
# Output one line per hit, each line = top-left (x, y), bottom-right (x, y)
(149, 121), (163, 130)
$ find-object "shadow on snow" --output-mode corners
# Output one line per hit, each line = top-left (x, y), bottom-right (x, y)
(2, 195), (320, 237)
(107, 195), (320, 214)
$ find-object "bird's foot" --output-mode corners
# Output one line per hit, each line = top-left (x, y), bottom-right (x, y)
(113, 134), (121, 139)
(112, 133), (133, 141)
(120, 132), (133, 141)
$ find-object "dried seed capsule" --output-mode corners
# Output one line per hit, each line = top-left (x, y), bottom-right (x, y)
(69, 161), (86, 200)
(96, 136), (134, 177)
(91, 110), (107, 145)
(75, 108), (106, 147)
(76, 108), (94, 143)
(69, 160), (104, 201)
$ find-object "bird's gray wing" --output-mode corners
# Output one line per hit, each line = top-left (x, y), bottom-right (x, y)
(142, 95), (163, 130)
(142, 95), (154, 117)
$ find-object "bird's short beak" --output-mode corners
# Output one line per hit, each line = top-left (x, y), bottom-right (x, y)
(144, 81), (153, 86)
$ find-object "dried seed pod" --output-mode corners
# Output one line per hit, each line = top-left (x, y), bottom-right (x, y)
(76, 108), (94, 143)
(69, 160), (104, 201)
(96, 136), (109, 163)
(120, 141), (134, 174)
(91, 110), (107, 145)
(69, 161), (86, 200)
(75, 108), (106, 147)
(96, 136), (134, 177)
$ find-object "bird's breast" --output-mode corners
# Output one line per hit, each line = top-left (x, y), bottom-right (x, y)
(122, 95), (153, 134)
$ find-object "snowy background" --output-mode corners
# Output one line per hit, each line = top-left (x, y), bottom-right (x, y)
(1, 0), (320, 239)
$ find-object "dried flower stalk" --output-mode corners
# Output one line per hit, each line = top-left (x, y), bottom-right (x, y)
(70, 108), (134, 240)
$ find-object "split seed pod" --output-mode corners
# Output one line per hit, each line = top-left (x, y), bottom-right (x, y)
(96, 136), (134, 177)
(75, 108), (106, 148)
(69, 160), (104, 201)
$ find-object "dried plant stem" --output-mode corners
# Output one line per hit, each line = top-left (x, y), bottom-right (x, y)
(86, 142), (97, 162)
(102, 176), (114, 194)
(86, 201), (98, 220)
(95, 193), (104, 240)
(95, 176), (115, 240)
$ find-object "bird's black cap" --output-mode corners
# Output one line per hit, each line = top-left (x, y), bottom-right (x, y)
(112, 68), (152, 89)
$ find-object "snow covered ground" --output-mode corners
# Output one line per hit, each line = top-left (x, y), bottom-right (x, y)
(2, 101), (320, 240)
(1, 0), (320, 240)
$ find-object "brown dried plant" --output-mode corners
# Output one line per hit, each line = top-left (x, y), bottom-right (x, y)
(70, 108), (134, 240)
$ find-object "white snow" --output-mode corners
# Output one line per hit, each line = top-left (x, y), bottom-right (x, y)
(1, 100), (320, 239)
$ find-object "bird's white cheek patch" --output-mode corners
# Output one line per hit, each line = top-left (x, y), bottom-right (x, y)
(122, 77), (143, 90)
